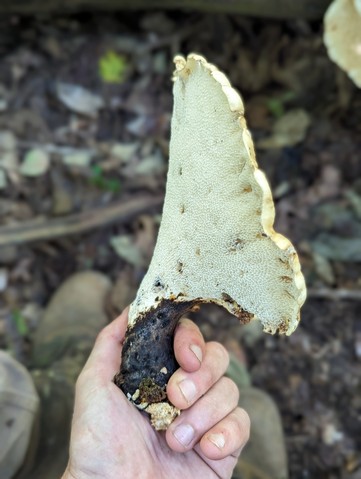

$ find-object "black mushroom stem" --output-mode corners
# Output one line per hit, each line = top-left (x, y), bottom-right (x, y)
(114, 299), (195, 406)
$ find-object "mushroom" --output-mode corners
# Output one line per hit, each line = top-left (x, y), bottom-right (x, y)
(324, 0), (361, 88)
(114, 54), (307, 430)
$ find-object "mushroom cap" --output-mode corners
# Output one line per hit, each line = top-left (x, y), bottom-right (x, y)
(129, 54), (306, 335)
(324, 0), (361, 88)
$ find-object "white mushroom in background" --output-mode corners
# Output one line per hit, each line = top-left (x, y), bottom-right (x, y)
(115, 54), (307, 430)
(324, 0), (361, 88)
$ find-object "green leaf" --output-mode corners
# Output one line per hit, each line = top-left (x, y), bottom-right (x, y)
(89, 164), (121, 192)
(266, 98), (284, 118)
(99, 51), (128, 84)
(266, 91), (296, 119)
(12, 310), (29, 336)
(90, 164), (103, 177)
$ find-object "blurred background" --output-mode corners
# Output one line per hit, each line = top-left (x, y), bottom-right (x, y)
(0, 1), (360, 478)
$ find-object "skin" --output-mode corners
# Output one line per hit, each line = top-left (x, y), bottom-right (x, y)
(62, 308), (250, 479)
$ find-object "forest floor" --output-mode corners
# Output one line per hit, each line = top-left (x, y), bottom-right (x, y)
(0, 10), (360, 479)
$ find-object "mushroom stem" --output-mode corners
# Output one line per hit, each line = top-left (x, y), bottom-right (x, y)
(115, 300), (194, 405)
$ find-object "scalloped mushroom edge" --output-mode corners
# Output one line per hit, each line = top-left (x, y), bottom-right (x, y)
(173, 54), (307, 332)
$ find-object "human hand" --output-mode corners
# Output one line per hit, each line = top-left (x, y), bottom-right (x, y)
(62, 309), (250, 479)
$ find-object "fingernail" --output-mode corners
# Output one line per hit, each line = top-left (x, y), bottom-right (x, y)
(208, 433), (225, 449)
(190, 344), (202, 363)
(173, 423), (195, 447)
(178, 378), (197, 403)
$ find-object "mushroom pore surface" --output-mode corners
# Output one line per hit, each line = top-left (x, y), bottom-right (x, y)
(116, 54), (307, 430)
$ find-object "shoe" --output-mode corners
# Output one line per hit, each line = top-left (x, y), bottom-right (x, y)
(226, 353), (288, 479)
(28, 271), (111, 479)
(0, 351), (39, 479)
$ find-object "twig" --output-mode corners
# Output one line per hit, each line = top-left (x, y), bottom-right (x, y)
(0, 195), (162, 246)
(307, 287), (361, 301)
(17, 140), (97, 157)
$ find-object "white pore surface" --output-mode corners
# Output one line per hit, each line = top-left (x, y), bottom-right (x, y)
(129, 54), (306, 335)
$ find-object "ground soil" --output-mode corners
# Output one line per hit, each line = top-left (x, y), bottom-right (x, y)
(0, 10), (360, 479)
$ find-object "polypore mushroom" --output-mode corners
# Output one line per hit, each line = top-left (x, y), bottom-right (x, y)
(114, 54), (307, 430)
(324, 0), (361, 88)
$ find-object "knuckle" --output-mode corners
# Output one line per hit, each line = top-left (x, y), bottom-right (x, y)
(235, 407), (251, 442)
(209, 341), (229, 365)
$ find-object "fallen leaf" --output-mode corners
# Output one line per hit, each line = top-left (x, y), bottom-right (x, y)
(311, 233), (361, 261)
(257, 109), (311, 149)
(99, 50), (128, 84)
(12, 310), (29, 336)
(345, 189), (361, 221)
(0, 268), (8, 292)
(134, 151), (166, 176)
(126, 116), (153, 137)
(56, 82), (104, 117)
(0, 130), (17, 151)
(110, 235), (146, 266)
(312, 252), (336, 285)
(62, 150), (92, 167)
(20, 148), (49, 177)
(0, 152), (18, 172)
(111, 142), (139, 163)
(110, 266), (138, 312)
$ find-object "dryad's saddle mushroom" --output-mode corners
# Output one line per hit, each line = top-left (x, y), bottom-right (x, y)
(114, 54), (307, 430)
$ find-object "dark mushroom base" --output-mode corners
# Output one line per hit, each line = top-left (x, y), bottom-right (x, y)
(114, 299), (194, 406)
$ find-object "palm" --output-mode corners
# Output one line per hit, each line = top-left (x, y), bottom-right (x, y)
(65, 313), (247, 479)
(70, 384), (233, 479)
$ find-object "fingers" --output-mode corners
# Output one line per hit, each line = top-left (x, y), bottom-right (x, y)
(173, 318), (205, 373)
(193, 408), (250, 478)
(167, 336), (250, 463)
(80, 307), (129, 383)
(199, 407), (250, 460)
(167, 341), (229, 409)
(166, 376), (239, 452)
